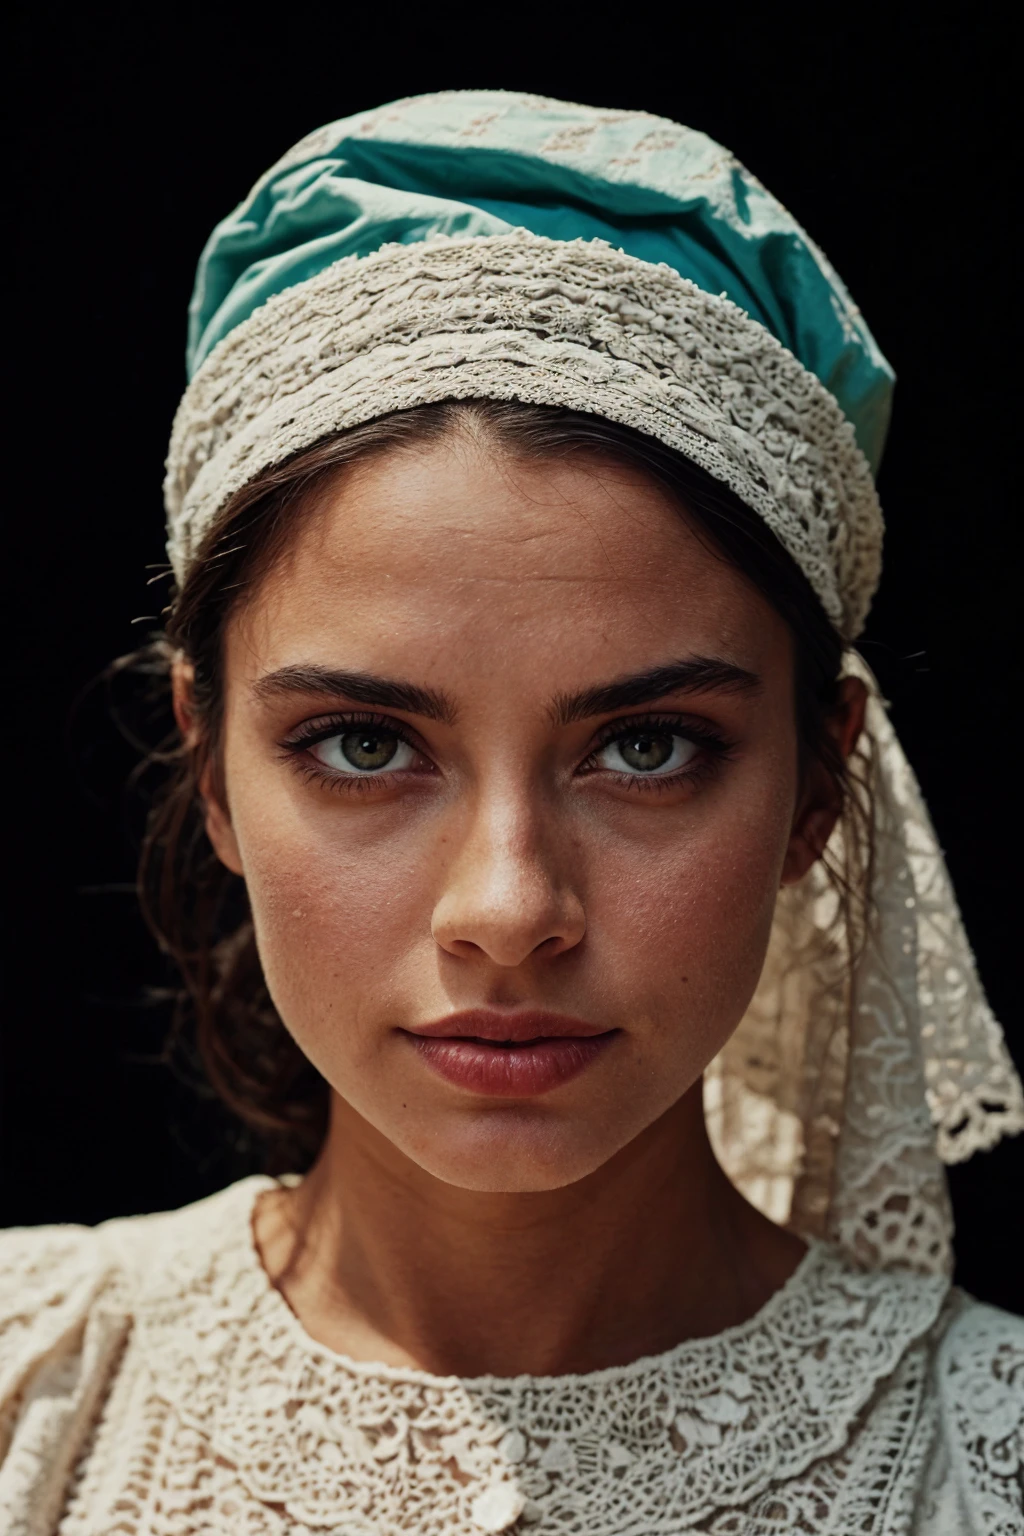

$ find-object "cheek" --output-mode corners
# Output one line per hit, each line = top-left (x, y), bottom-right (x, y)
(230, 795), (438, 1054)
(590, 780), (792, 1048)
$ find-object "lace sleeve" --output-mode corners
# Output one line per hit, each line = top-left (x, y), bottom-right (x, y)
(0, 1223), (129, 1532)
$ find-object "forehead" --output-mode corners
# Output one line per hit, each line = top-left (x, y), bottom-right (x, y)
(230, 437), (790, 686)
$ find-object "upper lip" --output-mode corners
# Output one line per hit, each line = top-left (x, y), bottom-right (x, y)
(403, 1010), (613, 1042)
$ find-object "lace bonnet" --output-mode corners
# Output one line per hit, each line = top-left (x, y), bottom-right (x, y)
(166, 91), (1023, 1274)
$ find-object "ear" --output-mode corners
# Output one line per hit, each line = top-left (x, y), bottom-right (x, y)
(781, 675), (868, 887)
(172, 653), (245, 878)
(171, 652), (198, 743)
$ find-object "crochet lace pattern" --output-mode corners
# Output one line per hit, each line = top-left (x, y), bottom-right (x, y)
(704, 664), (1024, 1278)
(2, 1178), (1022, 1535)
(165, 230), (882, 639)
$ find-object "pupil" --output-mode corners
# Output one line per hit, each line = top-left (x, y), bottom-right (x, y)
(621, 733), (672, 771)
(341, 730), (397, 770)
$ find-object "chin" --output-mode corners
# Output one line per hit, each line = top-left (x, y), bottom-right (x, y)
(396, 1107), (622, 1193)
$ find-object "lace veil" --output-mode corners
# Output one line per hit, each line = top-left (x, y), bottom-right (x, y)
(165, 95), (1023, 1278)
(705, 651), (1023, 1273)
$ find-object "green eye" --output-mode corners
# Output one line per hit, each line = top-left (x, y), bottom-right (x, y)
(341, 730), (399, 770)
(597, 731), (697, 776)
(619, 733), (673, 771)
(312, 729), (416, 775)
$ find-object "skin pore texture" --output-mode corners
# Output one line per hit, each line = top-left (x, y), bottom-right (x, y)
(182, 426), (866, 1378)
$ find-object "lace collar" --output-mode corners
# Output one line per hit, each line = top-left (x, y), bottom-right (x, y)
(119, 1176), (949, 1533)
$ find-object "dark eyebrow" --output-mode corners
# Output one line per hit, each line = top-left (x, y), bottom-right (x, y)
(252, 665), (457, 724)
(551, 657), (761, 725)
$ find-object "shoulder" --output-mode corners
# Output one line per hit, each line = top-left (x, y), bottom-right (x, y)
(0, 1180), (270, 1525)
(0, 1217), (100, 1310)
(928, 1292), (1024, 1530)
(0, 1219), (114, 1391)
(0, 1177), (269, 1412)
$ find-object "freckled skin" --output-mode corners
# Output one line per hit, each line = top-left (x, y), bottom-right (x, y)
(189, 435), (864, 1373)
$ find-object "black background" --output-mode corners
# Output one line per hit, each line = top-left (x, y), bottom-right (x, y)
(7, 7), (1021, 1312)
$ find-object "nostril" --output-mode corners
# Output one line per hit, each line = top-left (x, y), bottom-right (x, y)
(430, 869), (586, 966)
(537, 932), (574, 955)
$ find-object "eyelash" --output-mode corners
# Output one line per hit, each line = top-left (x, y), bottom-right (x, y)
(582, 713), (734, 794)
(278, 712), (426, 795)
(278, 710), (734, 795)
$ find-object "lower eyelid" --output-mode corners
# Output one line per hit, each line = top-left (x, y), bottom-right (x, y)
(292, 760), (417, 794)
(612, 758), (723, 793)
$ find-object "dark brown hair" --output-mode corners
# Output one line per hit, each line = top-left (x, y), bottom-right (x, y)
(134, 400), (859, 1173)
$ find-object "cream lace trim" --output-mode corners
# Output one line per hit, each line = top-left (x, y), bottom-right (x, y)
(4, 1185), (1022, 1534)
(707, 658), (1024, 1276)
(122, 1178), (949, 1532)
(166, 230), (881, 638)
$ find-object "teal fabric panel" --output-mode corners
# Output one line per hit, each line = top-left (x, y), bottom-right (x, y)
(189, 93), (893, 470)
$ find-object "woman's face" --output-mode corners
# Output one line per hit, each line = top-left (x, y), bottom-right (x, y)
(204, 435), (832, 1192)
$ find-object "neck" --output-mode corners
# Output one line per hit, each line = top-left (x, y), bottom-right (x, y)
(254, 1083), (804, 1377)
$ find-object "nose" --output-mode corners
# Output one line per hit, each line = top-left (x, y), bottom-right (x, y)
(431, 795), (586, 967)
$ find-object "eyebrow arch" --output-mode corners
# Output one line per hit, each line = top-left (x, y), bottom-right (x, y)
(552, 657), (761, 725)
(252, 665), (457, 724)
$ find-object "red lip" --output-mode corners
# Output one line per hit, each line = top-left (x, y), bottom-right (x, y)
(401, 1010), (618, 1097)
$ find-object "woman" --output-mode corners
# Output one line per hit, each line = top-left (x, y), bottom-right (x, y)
(2, 91), (1021, 1534)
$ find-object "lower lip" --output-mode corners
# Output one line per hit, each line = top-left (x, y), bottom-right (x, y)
(405, 1033), (617, 1096)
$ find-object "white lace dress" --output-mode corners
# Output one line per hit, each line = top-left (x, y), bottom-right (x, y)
(0, 1176), (1020, 1536)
